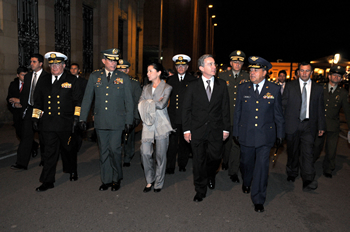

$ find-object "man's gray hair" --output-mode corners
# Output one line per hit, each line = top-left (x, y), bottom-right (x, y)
(198, 54), (214, 69)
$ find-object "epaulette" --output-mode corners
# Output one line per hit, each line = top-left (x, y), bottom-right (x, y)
(239, 79), (250, 84)
(132, 77), (139, 82)
(92, 69), (101, 73)
(268, 79), (282, 86)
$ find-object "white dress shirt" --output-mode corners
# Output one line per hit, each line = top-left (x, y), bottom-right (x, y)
(299, 78), (312, 119)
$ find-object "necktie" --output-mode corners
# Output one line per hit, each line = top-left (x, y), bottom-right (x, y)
(329, 87), (333, 94)
(29, 72), (37, 105)
(235, 74), (238, 79)
(255, 84), (259, 97)
(107, 72), (111, 82)
(300, 83), (307, 121)
(206, 80), (211, 101)
(19, 82), (23, 93)
(53, 76), (58, 84)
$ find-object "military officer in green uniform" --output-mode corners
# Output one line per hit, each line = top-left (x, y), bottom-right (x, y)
(218, 50), (249, 183)
(79, 48), (134, 191)
(116, 59), (142, 167)
(313, 65), (350, 178)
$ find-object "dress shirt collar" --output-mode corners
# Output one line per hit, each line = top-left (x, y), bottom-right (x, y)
(328, 83), (337, 93)
(51, 73), (64, 84)
(253, 78), (266, 93)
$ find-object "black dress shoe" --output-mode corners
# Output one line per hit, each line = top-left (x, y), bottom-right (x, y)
(123, 162), (130, 167)
(36, 183), (54, 192)
(221, 163), (228, 170)
(10, 164), (27, 170)
(193, 192), (205, 202)
(287, 176), (296, 182)
(179, 167), (186, 172)
(99, 183), (112, 191)
(323, 172), (332, 178)
(70, 172), (78, 181)
(166, 168), (175, 174)
(154, 188), (161, 192)
(39, 161), (44, 167)
(143, 183), (154, 193)
(254, 204), (264, 213)
(303, 180), (318, 192)
(111, 181), (121, 191)
(230, 174), (240, 183)
(208, 179), (215, 189)
(242, 185), (250, 194)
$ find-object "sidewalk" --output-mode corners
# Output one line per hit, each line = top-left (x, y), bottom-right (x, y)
(0, 123), (19, 157)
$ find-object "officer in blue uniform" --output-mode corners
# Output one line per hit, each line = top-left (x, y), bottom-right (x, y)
(116, 59), (142, 167)
(233, 56), (285, 212)
(79, 48), (134, 191)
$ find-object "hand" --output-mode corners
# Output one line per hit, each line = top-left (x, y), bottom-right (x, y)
(276, 137), (283, 147)
(33, 121), (39, 131)
(14, 102), (22, 108)
(9, 97), (20, 104)
(184, 133), (191, 143)
(318, 130), (325, 136)
(223, 132), (229, 141)
(233, 136), (240, 145)
(79, 121), (87, 131)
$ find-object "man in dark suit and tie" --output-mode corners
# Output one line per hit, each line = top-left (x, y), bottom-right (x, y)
(10, 54), (47, 170)
(116, 59), (142, 167)
(166, 54), (196, 174)
(32, 52), (82, 191)
(182, 54), (230, 202)
(218, 50), (249, 182)
(233, 56), (284, 213)
(282, 61), (325, 191)
(79, 48), (134, 192)
(6, 66), (28, 139)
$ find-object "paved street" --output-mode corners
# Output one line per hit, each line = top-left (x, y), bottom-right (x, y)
(1, 122), (350, 232)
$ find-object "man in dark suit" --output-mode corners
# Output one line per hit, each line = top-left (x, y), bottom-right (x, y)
(10, 54), (47, 170)
(116, 59), (142, 167)
(6, 66), (28, 139)
(282, 61), (325, 192)
(182, 54), (230, 202)
(79, 48), (134, 192)
(32, 52), (82, 191)
(313, 65), (350, 178)
(69, 63), (88, 163)
(166, 54), (196, 174)
(218, 50), (249, 183)
(233, 56), (284, 213)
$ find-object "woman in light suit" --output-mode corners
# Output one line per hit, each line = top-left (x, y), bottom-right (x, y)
(138, 63), (173, 193)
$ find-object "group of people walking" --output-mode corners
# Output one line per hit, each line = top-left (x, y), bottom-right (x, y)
(7, 47), (349, 213)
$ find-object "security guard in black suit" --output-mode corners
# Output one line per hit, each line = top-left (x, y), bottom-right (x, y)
(32, 52), (82, 192)
(233, 56), (285, 213)
(79, 48), (134, 192)
(314, 65), (350, 178)
(116, 59), (142, 167)
(166, 54), (196, 174)
(218, 50), (249, 182)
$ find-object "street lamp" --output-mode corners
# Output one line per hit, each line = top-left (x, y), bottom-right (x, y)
(206, 5), (213, 53)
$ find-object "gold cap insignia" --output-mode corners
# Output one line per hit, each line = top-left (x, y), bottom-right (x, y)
(251, 56), (259, 61)
(337, 66), (341, 69)
(237, 51), (241, 55)
(120, 59), (124, 64)
(112, 49), (118, 55)
(179, 56), (183, 60)
(50, 53), (57, 58)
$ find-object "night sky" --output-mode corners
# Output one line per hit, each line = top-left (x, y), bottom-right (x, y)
(211, 1), (349, 66)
